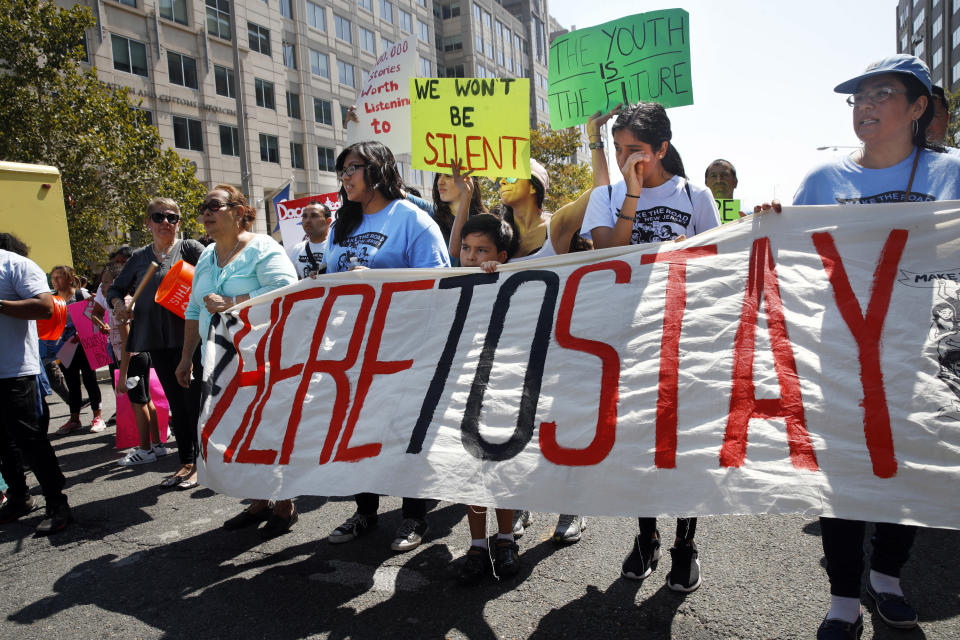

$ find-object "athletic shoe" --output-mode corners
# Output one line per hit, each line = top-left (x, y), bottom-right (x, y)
(0, 495), (34, 524)
(56, 419), (83, 435)
(117, 448), (157, 466)
(458, 546), (492, 586)
(152, 445), (170, 457)
(89, 417), (107, 432)
(35, 501), (72, 535)
(621, 530), (661, 580)
(328, 512), (377, 544)
(816, 614), (863, 640)
(260, 510), (298, 540)
(867, 583), (918, 629)
(666, 541), (702, 592)
(391, 518), (429, 552)
(493, 539), (520, 578)
(552, 514), (586, 544)
(512, 510), (532, 538)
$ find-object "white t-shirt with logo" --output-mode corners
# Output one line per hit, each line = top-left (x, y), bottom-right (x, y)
(286, 239), (326, 279)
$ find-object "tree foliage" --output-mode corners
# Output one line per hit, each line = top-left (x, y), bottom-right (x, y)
(0, 0), (205, 275)
(947, 86), (960, 148)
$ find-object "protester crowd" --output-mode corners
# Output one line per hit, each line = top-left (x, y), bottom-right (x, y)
(1, 54), (959, 640)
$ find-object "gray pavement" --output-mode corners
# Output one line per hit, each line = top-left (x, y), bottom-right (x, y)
(1, 380), (958, 639)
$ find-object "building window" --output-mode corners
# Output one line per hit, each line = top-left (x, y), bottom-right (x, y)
(472, 2), (480, 21)
(283, 42), (297, 69)
(476, 63), (485, 78)
(416, 0), (426, 6)
(933, 14), (942, 39)
(900, 32), (908, 52)
(259, 134), (280, 163)
(483, 10), (491, 29)
(318, 146), (336, 172)
(445, 63), (464, 78)
(133, 107), (153, 126)
(111, 34), (148, 77)
(419, 56), (431, 76)
(515, 60), (522, 75)
(382, 36), (394, 50)
(335, 15), (352, 43)
(418, 19), (430, 44)
(219, 124), (240, 156)
(359, 26), (376, 54)
(173, 116), (203, 151)
(913, 8), (925, 34)
(358, 0), (372, 10)
(440, 2), (460, 18)
(167, 51), (198, 89)
(505, 54), (512, 70)
(290, 142), (305, 169)
(286, 91), (301, 118)
(310, 49), (329, 78)
(486, 41), (493, 58)
(475, 34), (482, 52)
(495, 20), (503, 39)
(497, 50), (503, 66)
(159, 0), (188, 25)
(340, 104), (349, 126)
(915, 39), (925, 58)
(117, 0), (136, 6)
(279, 0), (292, 18)
(515, 34), (522, 52)
(380, 0), (393, 23)
(255, 78), (276, 109)
(307, 1), (325, 30)
(206, 0), (231, 40)
(933, 47), (942, 69)
(248, 22), (271, 56)
(504, 26), (511, 44)
(214, 64), (236, 97)
(443, 35), (462, 52)
(338, 60), (356, 87)
(314, 97), (332, 124)
(399, 9), (412, 33)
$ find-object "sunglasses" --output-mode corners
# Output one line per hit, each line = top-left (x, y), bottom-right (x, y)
(198, 199), (237, 215)
(150, 211), (181, 224)
(496, 177), (519, 186)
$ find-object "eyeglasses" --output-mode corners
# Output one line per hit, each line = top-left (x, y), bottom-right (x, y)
(846, 88), (905, 107)
(338, 163), (367, 179)
(150, 211), (181, 224)
(496, 177), (519, 187)
(198, 199), (237, 215)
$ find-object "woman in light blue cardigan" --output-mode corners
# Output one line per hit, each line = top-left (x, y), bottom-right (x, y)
(175, 184), (298, 539)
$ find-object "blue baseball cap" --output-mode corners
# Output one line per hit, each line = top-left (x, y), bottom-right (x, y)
(834, 54), (932, 95)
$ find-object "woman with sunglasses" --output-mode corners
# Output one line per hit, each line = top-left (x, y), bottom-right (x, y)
(325, 141), (449, 553)
(789, 55), (960, 640)
(175, 185), (298, 535)
(108, 198), (205, 488)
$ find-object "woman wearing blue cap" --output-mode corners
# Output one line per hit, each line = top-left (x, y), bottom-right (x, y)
(792, 54), (960, 640)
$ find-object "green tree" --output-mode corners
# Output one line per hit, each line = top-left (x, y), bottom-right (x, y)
(0, 0), (205, 275)
(947, 87), (960, 148)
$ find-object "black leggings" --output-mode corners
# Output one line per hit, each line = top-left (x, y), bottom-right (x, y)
(61, 343), (101, 414)
(820, 517), (917, 598)
(355, 493), (428, 520)
(638, 517), (697, 543)
(149, 347), (201, 465)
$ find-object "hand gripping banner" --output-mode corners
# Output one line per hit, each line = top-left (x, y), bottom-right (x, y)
(197, 201), (960, 529)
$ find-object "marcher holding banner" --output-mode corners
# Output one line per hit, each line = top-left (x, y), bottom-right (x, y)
(177, 186), (297, 533)
(792, 55), (960, 640)
(324, 141), (450, 551)
(581, 101), (720, 593)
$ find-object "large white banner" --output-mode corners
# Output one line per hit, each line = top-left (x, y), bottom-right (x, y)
(197, 201), (960, 529)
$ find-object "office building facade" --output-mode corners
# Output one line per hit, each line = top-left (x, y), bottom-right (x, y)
(895, 0), (960, 92)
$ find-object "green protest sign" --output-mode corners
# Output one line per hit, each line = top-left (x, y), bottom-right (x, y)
(547, 9), (692, 129)
(716, 199), (741, 223)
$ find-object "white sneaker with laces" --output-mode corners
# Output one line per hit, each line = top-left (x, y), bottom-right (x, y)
(552, 514), (586, 543)
(390, 518), (429, 552)
(512, 510), (532, 538)
(90, 417), (107, 432)
(118, 448), (157, 466)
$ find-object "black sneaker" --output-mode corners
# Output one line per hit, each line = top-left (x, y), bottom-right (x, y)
(328, 512), (377, 544)
(458, 546), (492, 586)
(666, 541), (702, 592)
(0, 495), (34, 524)
(493, 539), (520, 579)
(816, 614), (863, 640)
(866, 583), (918, 629)
(35, 501), (72, 535)
(621, 530), (661, 580)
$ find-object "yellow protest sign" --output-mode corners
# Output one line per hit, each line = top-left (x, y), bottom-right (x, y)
(410, 78), (530, 179)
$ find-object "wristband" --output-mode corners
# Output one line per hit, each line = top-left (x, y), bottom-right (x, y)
(625, 193), (642, 198)
(588, 141), (604, 150)
(616, 212), (636, 222)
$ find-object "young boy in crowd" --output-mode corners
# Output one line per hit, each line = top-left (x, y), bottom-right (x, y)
(453, 213), (520, 584)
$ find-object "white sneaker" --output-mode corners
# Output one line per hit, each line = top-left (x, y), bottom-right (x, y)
(89, 417), (107, 432)
(552, 514), (586, 543)
(152, 445), (169, 457)
(512, 510), (532, 538)
(118, 448), (157, 466)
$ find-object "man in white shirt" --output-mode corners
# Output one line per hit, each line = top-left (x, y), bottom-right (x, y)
(286, 202), (332, 279)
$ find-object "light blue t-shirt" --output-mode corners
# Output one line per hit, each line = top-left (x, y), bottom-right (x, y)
(325, 199), (451, 273)
(793, 148), (960, 205)
(0, 250), (50, 378)
(186, 235), (297, 345)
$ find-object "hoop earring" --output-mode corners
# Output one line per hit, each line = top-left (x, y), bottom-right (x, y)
(912, 119), (919, 138)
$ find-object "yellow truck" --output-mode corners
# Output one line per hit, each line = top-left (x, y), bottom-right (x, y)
(0, 161), (73, 271)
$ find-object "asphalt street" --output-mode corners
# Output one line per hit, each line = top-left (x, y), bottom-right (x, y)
(1, 380), (957, 640)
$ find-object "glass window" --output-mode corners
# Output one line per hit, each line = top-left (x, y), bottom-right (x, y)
(111, 34), (149, 77)
(206, 0), (231, 40)
(307, 1), (325, 30)
(310, 49), (329, 78)
(472, 2), (480, 21)
(901, 32), (908, 52)
(279, 0), (292, 18)
(486, 41), (492, 58)
(318, 146), (336, 172)
(341, 104), (349, 126)
(915, 39), (925, 58)
(283, 42), (297, 69)
(380, 0), (393, 23)
(159, 0), (188, 25)
(314, 98), (332, 124)
(259, 134), (280, 163)
(418, 19), (430, 44)
(359, 26), (376, 54)
(338, 60), (355, 87)
(290, 142), (305, 169)
(335, 15), (352, 43)
(416, 0), (426, 6)
(483, 10), (491, 29)
(214, 64), (236, 97)
(167, 51), (198, 89)
(132, 107), (153, 126)
(358, 0), (372, 10)
(382, 35), (394, 50)
(495, 20), (503, 38)
(117, 0), (136, 6)
(933, 14), (943, 38)
(497, 50), (503, 66)
(173, 116), (203, 151)
(286, 91), (301, 118)
(504, 27), (511, 44)
(933, 47), (942, 69)
(443, 35), (462, 52)
(248, 22), (271, 56)
(475, 34), (482, 52)
(219, 124), (240, 156)
(399, 9), (412, 33)
(419, 56), (431, 76)
(913, 8), (925, 34)
(255, 78), (276, 109)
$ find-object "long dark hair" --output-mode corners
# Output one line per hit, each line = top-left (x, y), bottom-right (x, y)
(432, 173), (488, 240)
(496, 174), (545, 257)
(611, 102), (687, 179)
(902, 75), (944, 152)
(332, 141), (405, 244)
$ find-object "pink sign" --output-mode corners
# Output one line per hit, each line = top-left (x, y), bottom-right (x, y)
(67, 300), (113, 370)
(113, 369), (170, 449)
